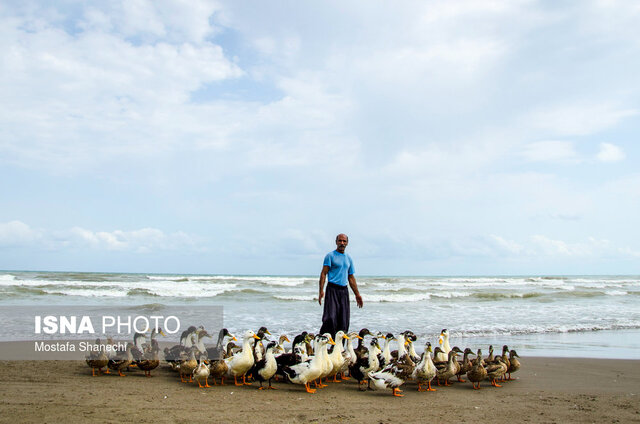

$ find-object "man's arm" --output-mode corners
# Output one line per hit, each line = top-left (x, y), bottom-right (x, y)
(318, 265), (329, 305)
(348, 274), (364, 308)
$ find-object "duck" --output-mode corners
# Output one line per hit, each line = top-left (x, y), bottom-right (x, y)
(107, 342), (134, 377)
(507, 349), (521, 380)
(178, 347), (198, 383)
(85, 338), (109, 376)
(209, 338), (238, 386)
(483, 344), (495, 366)
(327, 331), (350, 382)
(164, 332), (197, 369)
(275, 334), (291, 354)
(304, 332), (315, 356)
(339, 331), (362, 379)
(275, 333), (310, 380)
(434, 329), (451, 362)
(205, 328), (231, 360)
(435, 347), (461, 386)
(411, 342), (437, 392)
(378, 333), (395, 369)
(486, 356), (508, 387)
(136, 339), (161, 377)
(179, 325), (197, 346)
(193, 355), (211, 388)
(368, 336), (415, 397)
(316, 333), (336, 387)
(282, 335), (333, 394)
(456, 348), (475, 383)
(349, 338), (381, 391)
(466, 349), (488, 390)
(252, 326), (271, 364)
(498, 345), (511, 381)
(354, 328), (372, 360)
(251, 341), (279, 390)
(193, 329), (212, 356)
(225, 330), (260, 386)
(407, 335), (421, 364)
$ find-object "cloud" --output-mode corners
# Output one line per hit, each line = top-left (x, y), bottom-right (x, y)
(522, 102), (638, 137)
(596, 142), (625, 162)
(520, 140), (579, 162)
(0, 221), (43, 247)
(0, 221), (200, 253)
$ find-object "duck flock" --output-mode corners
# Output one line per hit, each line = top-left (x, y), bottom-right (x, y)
(85, 326), (521, 396)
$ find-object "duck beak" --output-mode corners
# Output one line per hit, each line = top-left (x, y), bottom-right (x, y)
(343, 335), (350, 340)
(232, 336), (238, 341)
(266, 330), (272, 335)
(357, 335), (363, 340)
(253, 335), (261, 340)
(284, 336), (291, 343)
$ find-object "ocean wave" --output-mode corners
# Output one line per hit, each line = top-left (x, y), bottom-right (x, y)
(0, 274), (16, 281)
(146, 275), (189, 281)
(177, 275), (309, 286)
(127, 288), (160, 297)
(42, 288), (129, 297)
(471, 292), (544, 300)
(363, 293), (432, 303)
(273, 295), (315, 301)
(605, 290), (628, 296)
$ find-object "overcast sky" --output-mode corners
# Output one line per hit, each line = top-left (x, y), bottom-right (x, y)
(1, 1), (639, 276)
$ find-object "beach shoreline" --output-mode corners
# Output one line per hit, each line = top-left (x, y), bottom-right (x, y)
(0, 357), (638, 423)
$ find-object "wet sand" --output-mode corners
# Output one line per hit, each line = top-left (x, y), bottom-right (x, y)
(0, 357), (639, 423)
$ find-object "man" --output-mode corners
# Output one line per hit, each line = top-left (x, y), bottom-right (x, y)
(318, 233), (363, 337)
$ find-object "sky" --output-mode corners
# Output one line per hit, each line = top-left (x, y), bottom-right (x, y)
(1, 0), (639, 276)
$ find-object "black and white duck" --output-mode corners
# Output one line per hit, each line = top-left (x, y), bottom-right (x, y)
(368, 335), (415, 397)
(349, 338), (381, 391)
(251, 341), (279, 390)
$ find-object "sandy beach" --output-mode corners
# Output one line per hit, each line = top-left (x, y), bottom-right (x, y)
(0, 357), (638, 423)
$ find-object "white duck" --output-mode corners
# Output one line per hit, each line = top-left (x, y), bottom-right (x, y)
(328, 331), (350, 383)
(193, 355), (210, 388)
(283, 335), (334, 394)
(224, 330), (260, 386)
(434, 329), (451, 362)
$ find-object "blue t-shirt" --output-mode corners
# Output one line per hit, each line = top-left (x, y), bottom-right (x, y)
(323, 250), (355, 286)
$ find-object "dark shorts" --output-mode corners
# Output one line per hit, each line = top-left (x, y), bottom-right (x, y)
(320, 282), (350, 338)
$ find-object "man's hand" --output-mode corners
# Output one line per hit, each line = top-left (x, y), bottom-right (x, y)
(318, 289), (324, 305)
(355, 294), (363, 308)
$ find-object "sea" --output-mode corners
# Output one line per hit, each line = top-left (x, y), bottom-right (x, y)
(1, 271), (639, 359)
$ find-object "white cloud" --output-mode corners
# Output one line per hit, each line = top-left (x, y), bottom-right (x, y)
(596, 142), (625, 162)
(523, 102), (638, 137)
(0, 221), (42, 247)
(521, 140), (579, 162)
(0, 221), (199, 253)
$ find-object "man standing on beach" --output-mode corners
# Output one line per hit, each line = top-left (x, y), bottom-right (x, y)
(318, 233), (363, 337)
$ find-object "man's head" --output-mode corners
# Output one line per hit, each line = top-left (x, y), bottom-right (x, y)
(335, 233), (349, 253)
